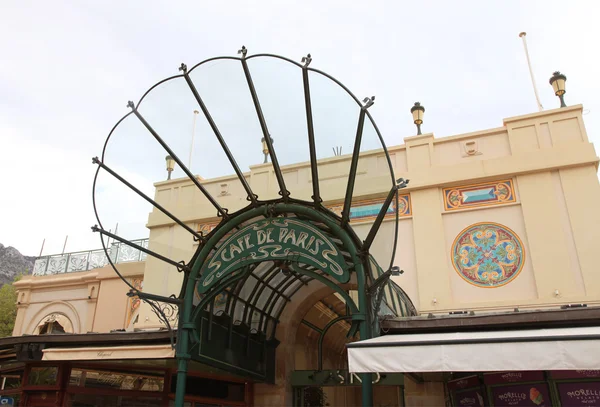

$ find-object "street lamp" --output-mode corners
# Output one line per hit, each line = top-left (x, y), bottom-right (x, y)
(411, 102), (425, 135)
(549, 71), (567, 108)
(261, 136), (273, 163)
(165, 155), (175, 180)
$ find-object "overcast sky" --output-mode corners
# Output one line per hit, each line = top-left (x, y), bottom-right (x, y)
(1, 0), (599, 256)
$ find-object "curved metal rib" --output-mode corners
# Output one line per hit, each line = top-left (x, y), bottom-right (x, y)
(127, 102), (228, 219)
(341, 97), (374, 227)
(301, 54), (321, 207)
(91, 226), (189, 272)
(92, 157), (202, 240)
(238, 46), (290, 200)
(179, 63), (258, 206)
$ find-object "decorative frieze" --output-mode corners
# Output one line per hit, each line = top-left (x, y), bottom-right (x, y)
(443, 180), (515, 211)
(326, 194), (412, 222)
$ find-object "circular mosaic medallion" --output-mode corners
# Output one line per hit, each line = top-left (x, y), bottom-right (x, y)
(451, 222), (525, 287)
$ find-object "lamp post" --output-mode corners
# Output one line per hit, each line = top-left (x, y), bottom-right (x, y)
(165, 155), (175, 180)
(411, 102), (425, 135)
(549, 71), (567, 108)
(261, 136), (273, 163)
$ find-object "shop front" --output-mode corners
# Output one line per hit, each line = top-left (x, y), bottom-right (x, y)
(448, 370), (600, 407)
(0, 361), (252, 407)
(0, 332), (253, 407)
(347, 309), (600, 406)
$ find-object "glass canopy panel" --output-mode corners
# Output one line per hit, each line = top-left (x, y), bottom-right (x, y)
(245, 56), (311, 200)
(354, 115), (396, 277)
(307, 70), (359, 205)
(135, 74), (248, 214)
(96, 110), (204, 297)
(187, 59), (275, 199)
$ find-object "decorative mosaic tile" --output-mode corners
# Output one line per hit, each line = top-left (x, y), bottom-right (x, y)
(451, 222), (525, 288)
(327, 194), (411, 222)
(126, 278), (143, 326)
(443, 180), (516, 211)
(197, 222), (219, 236)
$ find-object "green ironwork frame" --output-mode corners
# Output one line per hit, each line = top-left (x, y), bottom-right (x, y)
(177, 202), (374, 406)
(91, 50), (420, 407)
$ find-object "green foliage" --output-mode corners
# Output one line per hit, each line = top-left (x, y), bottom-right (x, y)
(0, 274), (22, 337)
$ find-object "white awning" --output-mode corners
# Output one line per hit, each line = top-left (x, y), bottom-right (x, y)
(348, 326), (600, 373)
(42, 344), (174, 361)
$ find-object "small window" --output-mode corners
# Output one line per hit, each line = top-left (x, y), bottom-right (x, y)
(69, 368), (164, 392)
(27, 366), (59, 386)
(1, 369), (24, 390)
(35, 313), (73, 334)
(68, 394), (162, 407)
(38, 320), (66, 334)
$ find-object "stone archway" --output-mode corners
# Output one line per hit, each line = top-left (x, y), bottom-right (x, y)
(254, 281), (356, 406)
(25, 301), (81, 335)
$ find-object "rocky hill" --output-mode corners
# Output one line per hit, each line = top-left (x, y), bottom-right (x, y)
(0, 243), (35, 286)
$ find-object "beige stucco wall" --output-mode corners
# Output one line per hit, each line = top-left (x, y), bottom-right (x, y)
(136, 104), (600, 327)
(12, 262), (144, 336)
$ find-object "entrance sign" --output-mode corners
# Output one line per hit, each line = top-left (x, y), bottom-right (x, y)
(291, 370), (404, 387)
(197, 218), (350, 293)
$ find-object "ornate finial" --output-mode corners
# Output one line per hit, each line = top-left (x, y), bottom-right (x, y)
(362, 96), (375, 109)
(91, 225), (100, 232)
(238, 46), (247, 58)
(179, 63), (188, 73)
(127, 101), (135, 110)
(92, 156), (99, 164)
(301, 53), (312, 67)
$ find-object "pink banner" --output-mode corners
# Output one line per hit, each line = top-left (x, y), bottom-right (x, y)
(492, 383), (551, 406)
(557, 382), (600, 407)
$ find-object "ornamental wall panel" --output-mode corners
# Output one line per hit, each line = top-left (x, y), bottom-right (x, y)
(442, 205), (537, 305)
(443, 180), (516, 211)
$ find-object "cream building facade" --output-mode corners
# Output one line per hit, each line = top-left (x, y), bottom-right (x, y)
(6, 104), (600, 407)
(136, 103), (600, 327)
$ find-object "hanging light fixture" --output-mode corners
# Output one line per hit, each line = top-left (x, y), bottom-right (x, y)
(165, 155), (176, 180)
(549, 71), (567, 108)
(411, 102), (425, 135)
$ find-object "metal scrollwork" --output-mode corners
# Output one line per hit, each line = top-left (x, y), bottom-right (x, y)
(129, 290), (180, 349)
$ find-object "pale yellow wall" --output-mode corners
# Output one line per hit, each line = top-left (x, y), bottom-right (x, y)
(93, 262), (144, 332)
(13, 262), (143, 335)
(134, 104), (600, 327)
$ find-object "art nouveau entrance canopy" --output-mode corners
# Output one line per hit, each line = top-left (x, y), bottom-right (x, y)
(91, 47), (415, 406)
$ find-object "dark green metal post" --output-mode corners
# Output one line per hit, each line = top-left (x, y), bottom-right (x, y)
(355, 261), (373, 407)
(175, 294), (191, 406)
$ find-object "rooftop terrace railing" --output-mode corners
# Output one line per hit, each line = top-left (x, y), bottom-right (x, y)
(32, 239), (149, 276)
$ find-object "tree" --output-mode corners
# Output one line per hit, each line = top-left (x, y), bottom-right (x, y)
(0, 274), (22, 337)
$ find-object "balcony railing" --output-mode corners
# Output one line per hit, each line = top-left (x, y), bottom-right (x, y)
(32, 239), (149, 276)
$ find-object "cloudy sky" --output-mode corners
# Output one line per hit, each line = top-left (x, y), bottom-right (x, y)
(1, 0), (599, 256)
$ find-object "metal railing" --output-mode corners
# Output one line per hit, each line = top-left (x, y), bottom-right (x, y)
(32, 239), (149, 276)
